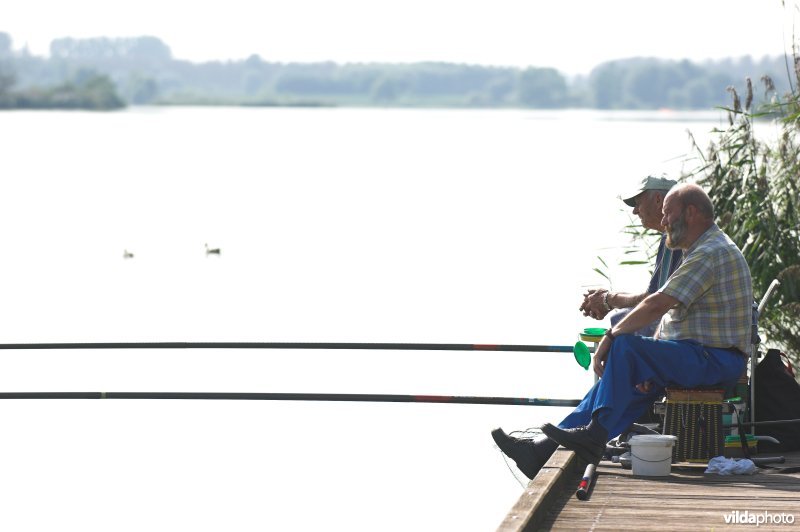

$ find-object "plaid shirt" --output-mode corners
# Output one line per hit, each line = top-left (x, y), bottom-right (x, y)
(657, 224), (752, 354)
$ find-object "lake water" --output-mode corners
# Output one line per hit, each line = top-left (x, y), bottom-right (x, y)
(0, 107), (731, 531)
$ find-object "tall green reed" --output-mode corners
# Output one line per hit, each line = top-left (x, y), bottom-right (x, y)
(684, 70), (800, 361)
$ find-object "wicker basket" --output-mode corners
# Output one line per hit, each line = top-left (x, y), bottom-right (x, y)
(663, 388), (724, 463)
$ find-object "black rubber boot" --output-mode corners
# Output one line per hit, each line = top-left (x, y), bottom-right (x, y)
(491, 428), (559, 479)
(540, 416), (608, 464)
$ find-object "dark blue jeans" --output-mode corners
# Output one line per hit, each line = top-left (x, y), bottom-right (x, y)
(558, 335), (746, 438)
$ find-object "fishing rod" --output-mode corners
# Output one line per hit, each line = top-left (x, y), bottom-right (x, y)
(575, 462), (597, 501)
(723, 418), (800, 428)
(0, 342), (591, 406)
(0, 341), (596, 370)
(0, 342), (579, 352)
(0, 392), (582, 407)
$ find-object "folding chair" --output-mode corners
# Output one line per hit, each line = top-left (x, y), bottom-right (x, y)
(748, 279), (782, 435)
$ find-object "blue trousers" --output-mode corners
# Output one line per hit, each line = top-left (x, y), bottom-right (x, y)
(558, 335), (746, 438)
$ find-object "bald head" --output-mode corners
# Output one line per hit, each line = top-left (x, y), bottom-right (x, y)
(661, 184), (715, 249)
(665, 183), (715, 221)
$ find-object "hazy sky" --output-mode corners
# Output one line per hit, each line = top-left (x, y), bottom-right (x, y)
(0, 0), (796, 74)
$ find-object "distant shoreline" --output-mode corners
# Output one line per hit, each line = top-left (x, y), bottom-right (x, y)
(0, 103), (763, 121)
(1, 33), (793, 113)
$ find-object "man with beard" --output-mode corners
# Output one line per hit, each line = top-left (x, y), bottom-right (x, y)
(580, 175), (683, 336)
(493, 184), (752, 480)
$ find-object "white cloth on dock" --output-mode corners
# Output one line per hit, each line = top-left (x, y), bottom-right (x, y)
(704, 456), (756, 475)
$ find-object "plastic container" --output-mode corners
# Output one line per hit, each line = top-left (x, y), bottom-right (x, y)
(582, 327), (607, 336)
(629, 435), (677, 476)
(724, 434), (757, 458)
(579, 328), (606, 343)
(722, 401), (746, 436)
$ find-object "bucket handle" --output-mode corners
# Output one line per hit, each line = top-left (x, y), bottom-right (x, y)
(630, 452), (672, 463)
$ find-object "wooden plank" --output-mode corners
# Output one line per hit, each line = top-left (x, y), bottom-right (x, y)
(496, 449), (580, 532)
(530, 450), (800, 530)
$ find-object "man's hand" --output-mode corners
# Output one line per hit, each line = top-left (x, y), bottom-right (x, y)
(592, 335), (612, 378)
(580, 289), (610, 320)
(589, 292), (679, 380)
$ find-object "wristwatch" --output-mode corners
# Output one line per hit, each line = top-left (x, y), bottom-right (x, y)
(604, 329), (616, 340)
(602, 291), (612, 311)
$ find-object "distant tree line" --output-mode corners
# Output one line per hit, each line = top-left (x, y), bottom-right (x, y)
(0, 33), (124, 110)
(0, 32), (793, 110)
(580, 56), (791, 110)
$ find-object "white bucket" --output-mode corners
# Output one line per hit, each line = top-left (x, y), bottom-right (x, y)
(629, 435), (677, 477)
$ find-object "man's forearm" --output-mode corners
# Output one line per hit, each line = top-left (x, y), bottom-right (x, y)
(607, 291), (648, 310)
(611, 292), (677, 336)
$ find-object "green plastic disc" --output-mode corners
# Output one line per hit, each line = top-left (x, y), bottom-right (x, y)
(573, 341), (591, 370)
(582, 327), (607, 336)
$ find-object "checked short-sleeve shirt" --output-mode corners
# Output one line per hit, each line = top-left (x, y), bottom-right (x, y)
(657, 224), (752, 354)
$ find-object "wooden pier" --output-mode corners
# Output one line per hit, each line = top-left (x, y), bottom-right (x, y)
(498, 449), (800, 531)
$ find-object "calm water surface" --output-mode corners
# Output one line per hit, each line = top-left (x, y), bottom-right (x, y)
(0, 107), (732, 531)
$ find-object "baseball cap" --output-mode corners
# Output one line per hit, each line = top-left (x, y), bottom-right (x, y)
(621, 175), (678, 207)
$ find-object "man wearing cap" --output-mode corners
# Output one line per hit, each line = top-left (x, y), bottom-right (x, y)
(493, 184), (751, 481)
(579, 175), (683, 336)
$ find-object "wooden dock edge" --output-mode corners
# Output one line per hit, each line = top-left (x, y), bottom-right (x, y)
(496, 448), (580, 532)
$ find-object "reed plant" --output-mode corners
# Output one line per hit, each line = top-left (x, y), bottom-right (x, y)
(683, 62), (800, 362)
(619, 55), (800, 363)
